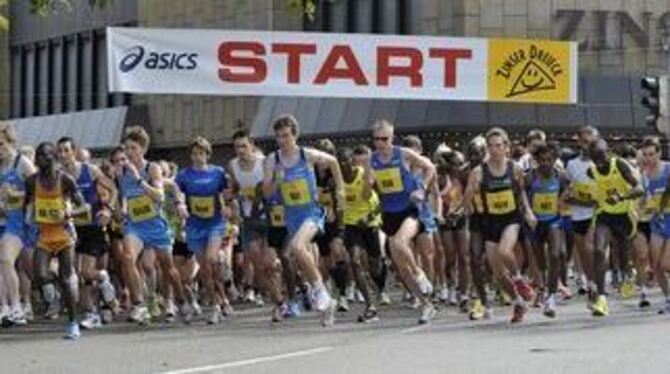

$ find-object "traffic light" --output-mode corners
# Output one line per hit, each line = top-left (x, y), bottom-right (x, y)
(640, 75), (668, 133)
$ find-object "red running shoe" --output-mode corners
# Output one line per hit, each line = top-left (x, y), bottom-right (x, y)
(513, 278), (535, 302)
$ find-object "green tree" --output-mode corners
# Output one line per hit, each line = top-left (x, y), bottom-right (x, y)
(0, 0), (319, 31)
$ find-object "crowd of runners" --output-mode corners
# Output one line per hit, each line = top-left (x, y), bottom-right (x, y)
(0, 115), (669, 340)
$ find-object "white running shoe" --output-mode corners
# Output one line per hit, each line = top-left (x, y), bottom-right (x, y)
(207, 305), (221, 325)
(191, 300), (203, 316)
(80, 312), (102, 330)
(128, 305), (150, 324)
(336, 296), (350, 312)
(321, 299), (336, 327)
(313, 286), (332, 312)
(438, 287), (449, 302)
(244, 289), (256, 303)
(543, 294), (557, 318)
(418, 303), (436, 324)
(179, 302), (193, 324)
(378, 292), (391, 306)
(416, 272), (433, 296)
(98, 271), (116, 305)
(7, 307), (27, 326)
(345, 284), (356, 302)
(447, 287), (458, 306)
(22, 303), (34, 322)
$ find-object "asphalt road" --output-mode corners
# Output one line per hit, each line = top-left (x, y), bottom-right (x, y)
(2, 290), (670, 374)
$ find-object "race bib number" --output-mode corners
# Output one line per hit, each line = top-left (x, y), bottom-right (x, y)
(127, 195), (158, 222)
(318, 189), (333, 207)
(572, 182), (593, 202)
(73, 207), (93, 226)
(485, 190), (515, 215)
(189, 196), (215, 219)
(35, 197), (65, 224)
(280, 179), (310, 206)
(374, 168), (403, 194)
(5, 195), (23, 210)
(532, 192), (558, 216)
(240, 186), (256, 201)
(269, 205), (285, 226)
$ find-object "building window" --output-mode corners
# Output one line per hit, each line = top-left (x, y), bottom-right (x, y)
(10, 28), (127, 119)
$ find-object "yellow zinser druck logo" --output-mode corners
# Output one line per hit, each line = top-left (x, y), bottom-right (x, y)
(488, 38), (574, 104)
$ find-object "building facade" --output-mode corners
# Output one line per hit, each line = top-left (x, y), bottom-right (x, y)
(4, 0), (670, 152)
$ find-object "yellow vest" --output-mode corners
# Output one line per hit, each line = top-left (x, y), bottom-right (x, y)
(591, 158), (633, 215)
(343, 167), (381, 227)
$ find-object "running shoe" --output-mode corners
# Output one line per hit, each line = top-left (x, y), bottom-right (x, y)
(357, 307), (380, 323)
(148, 298), (162, 320)
(179, 302), (193, 324)
(321, 300), (336, 327)
(378, 292), (391, 306)
(459, 296), (470, 313)
(221, 300), (234, 318)
(80, 312), (102, 330)
(244, 289), (256, 303)
(513, 278), (535, 302)
(468, 299), (485, 321)
(510, 302), (527, 323)
(272, 304), (284, 323)
(437, 287), (449, 303)
(345, 284), (356, 302)
(543, 294), (557, 318)
(313, 286), (332, 312)
(591, 295), (609, 317)
(639, 292), (651, 309)
(22, 303), (34, 322)
(620, 279), (635, 300)
(64, 321), (81, 340)
(98, 270), (116, 305)
(447, 287), (458, 306)
(2, 308), (26, 327)
(192, 300), (203, 317)
(658, 300), (670, 315)
(558, 284), (572, 300)
(418, 303), (436, 325)
(282, 300), (301, 319)
(336, 296), (350, 312)
(100, 307), (113, 325)
(128, 305), (150, 324)
(208, 305), (221, 325)
(416, 272), (434, 296)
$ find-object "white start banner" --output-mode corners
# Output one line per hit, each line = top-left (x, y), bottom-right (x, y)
(107, 27), (577, 104)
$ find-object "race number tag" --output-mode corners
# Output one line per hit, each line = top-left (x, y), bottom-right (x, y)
(189, 196), (215, 219)
(485, 190), (515, 215)
(280, 179), (310, 206)
(532, 192), (558, 215)
(374, 168), (403, 194)
(127, 195), (158, 222)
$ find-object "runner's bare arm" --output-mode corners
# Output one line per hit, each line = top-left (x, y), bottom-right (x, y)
(306, 148), (345, 206)
(89, 163), (117, 196)
(401, 147), (436, 189)
(63, 173), (89, 217)
(262, 154), (277, 199)
(142, 162), (166, 202)
(457, 166), (482, 215)
(513, 164), (535, 226)
(616, 159), (644, 201)
(361, 153), (374, 201)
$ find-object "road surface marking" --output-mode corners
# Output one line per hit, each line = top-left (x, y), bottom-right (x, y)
(159, 346), (333, 374)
